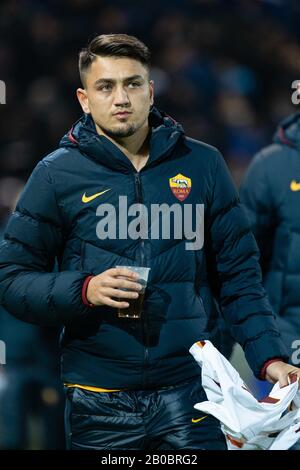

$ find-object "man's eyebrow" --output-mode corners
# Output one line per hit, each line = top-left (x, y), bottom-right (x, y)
(94, 75), (145, 86)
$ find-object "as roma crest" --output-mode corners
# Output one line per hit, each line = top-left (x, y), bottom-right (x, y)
(169, 173), (192, 201)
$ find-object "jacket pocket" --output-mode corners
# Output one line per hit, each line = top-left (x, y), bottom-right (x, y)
(80, 240), (125, 274)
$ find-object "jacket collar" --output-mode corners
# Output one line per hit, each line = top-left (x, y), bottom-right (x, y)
(60, 106), (184, 173)
(273, 112), (300, 149)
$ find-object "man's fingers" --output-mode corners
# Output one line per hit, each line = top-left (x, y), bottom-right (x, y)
(265, 362), (300, 387)
(103, 288), (139, 300)
(278, 376), (289, 388)
(99, 296), (130, 309)
(278, 372), (299, 388)
(103, 277), (142, 291)
(107, 267), (139, 279)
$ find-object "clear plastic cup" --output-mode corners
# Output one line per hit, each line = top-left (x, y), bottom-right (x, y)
(115, 266), (150, 319)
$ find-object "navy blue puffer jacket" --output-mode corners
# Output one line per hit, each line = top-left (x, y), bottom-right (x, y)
(240, 112), (300, 364)
(0, 107), (288, 388)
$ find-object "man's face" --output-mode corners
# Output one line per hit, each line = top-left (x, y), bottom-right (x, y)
(77, 56), (154, 139)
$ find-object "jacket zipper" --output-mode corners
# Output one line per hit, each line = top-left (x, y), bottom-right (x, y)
(134, 173), (145, 266)
(134, 172), (149, 387)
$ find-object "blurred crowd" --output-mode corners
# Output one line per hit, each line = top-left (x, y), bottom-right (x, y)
(1, 0), (300, 449)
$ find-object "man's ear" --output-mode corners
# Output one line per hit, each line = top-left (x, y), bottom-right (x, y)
(76, 88), (90, 114)
(149, 80), (154, 106)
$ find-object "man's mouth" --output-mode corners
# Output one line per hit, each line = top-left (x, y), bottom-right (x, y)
(114, 111), (132, 119)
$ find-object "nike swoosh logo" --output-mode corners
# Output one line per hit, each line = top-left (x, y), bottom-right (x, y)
(82, 189), (111, 203)
(290, 180), (300, 192)
(191, 415), (208, 424)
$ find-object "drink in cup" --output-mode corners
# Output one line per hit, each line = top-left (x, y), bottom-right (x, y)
(116, 266), (150, 319)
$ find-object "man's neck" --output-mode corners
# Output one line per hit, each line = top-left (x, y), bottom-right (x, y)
(96, 123), (150, 172)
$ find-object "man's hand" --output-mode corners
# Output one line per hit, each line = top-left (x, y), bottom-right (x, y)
(86, 267), (142, 308)
(265, 361), (300, 387)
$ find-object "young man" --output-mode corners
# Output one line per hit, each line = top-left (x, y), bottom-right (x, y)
(0, 34), (298, 450)
(240, 112), (300, 366)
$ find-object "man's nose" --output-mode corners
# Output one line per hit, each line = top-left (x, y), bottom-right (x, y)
(114, 85), (130, 106)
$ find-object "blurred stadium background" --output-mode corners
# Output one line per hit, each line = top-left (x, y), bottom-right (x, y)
(0, 0), (300, 449)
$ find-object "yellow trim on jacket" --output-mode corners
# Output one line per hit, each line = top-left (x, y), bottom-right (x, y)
(64, 383), (122, 393)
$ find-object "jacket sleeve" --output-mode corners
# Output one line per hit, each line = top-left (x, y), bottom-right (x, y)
(239, 151), (276, 275)
(206, 150), (288, 377)
(0, 160), (92, 326)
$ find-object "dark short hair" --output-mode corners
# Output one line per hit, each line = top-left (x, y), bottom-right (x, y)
(79, 34), (151, 86)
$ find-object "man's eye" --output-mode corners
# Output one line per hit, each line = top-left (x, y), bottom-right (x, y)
(100, 84), (112, 91)
(128, 82), (141, 88)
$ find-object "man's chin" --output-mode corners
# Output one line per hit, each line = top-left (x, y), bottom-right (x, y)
(104, 125), (137, 139)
